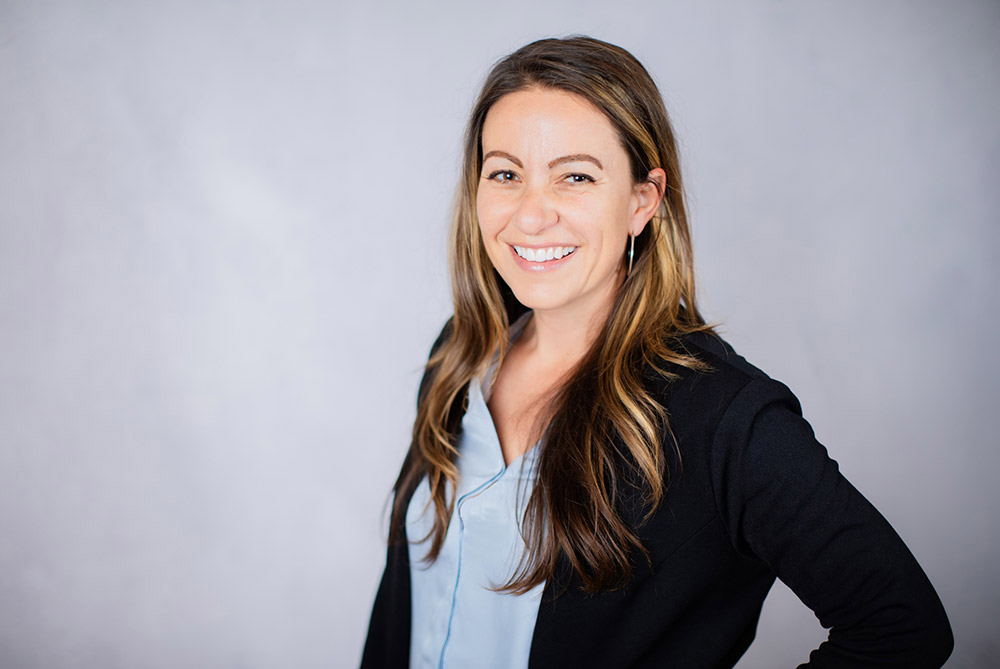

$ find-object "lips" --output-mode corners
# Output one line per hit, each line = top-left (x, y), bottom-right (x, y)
(507, 243), (578, 272)
(512, 245), (578, 263)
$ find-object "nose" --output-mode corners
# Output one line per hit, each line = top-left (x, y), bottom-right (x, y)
(513, 183), (557, 235)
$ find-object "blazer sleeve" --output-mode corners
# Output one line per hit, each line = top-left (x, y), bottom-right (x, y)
(711, 378), (953, 668)
(360, 318), (455, 669)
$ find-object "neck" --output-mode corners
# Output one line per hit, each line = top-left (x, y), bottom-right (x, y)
(516, 270), (622, 367)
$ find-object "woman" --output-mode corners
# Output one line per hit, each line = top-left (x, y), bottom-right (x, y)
(362, 36), (952, 668)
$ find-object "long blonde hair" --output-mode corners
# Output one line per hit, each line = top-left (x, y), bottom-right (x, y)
(390, 36), (713, 594)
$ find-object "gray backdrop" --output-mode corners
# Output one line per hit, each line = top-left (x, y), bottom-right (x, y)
(1, 1), (997, 667)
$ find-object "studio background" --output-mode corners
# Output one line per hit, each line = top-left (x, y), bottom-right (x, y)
(1, 1), (997, 667)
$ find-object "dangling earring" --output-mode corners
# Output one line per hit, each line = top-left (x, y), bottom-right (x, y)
(627, 234), (635, 276)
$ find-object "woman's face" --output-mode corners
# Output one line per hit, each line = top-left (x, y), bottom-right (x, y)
(477, 87), (662, 324)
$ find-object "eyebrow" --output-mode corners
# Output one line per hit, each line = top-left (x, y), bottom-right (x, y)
(548, 153), (603, 170)
(482, 151), (604, 171)
(482, 150), (523, 168)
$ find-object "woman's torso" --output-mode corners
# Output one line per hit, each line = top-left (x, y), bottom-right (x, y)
(406, 313), (544, 669)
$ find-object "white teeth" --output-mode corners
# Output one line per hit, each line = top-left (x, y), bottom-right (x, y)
(513, 245), (577, 263)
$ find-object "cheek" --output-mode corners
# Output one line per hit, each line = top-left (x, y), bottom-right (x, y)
(475, 199), (505, 271)
(476, 192), (508, 240)
(475, 194), (493, 234)
(588, 199), (631, 261)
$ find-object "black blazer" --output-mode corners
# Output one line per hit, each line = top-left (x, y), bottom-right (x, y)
(362, 328), (952, 668)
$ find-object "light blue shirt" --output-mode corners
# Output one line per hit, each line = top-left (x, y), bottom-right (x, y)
(406, 315), (544, 669)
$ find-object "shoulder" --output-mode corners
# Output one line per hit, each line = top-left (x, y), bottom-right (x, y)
(414, 317), (455, 405)
(668, 330), (772, 387)
(426, 316), (455, 359)
(652, 330), (803, 430)
(642, 330), (813, 494)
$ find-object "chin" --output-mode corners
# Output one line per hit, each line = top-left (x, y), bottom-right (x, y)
(504, 283), (572, 313)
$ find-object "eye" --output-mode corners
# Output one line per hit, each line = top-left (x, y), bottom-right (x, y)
(565, 173), (595, 184)
(485, 170), (519, 184)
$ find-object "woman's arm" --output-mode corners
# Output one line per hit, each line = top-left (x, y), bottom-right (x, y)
(712, 378), (953, 668)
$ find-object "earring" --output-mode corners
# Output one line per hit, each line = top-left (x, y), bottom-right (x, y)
(627, 234), (635, 276)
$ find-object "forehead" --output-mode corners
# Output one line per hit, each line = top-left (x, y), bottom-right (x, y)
(481, 87), (623, 158)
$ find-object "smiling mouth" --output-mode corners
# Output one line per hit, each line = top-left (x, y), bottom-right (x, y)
(512, 245), (578, 263)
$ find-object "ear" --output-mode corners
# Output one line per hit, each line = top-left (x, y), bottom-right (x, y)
(629, 168), (667, 236)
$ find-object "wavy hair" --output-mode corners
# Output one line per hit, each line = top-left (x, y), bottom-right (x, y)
(390, 36), (713, 594)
